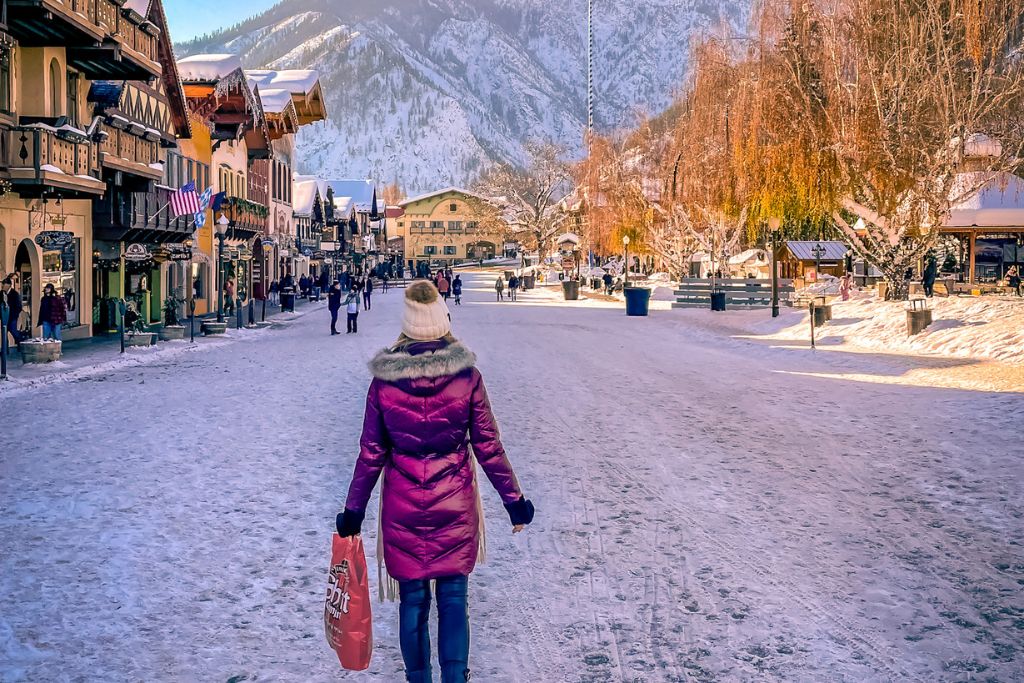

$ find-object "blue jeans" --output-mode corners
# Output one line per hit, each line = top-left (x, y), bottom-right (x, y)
(399, 575), (469, 683)
(42, 322), (61, 340)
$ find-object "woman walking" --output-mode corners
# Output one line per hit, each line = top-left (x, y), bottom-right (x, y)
(452, 275), (463, 305)
(494, 276), (504, 302)
(337, 281), (534, 683)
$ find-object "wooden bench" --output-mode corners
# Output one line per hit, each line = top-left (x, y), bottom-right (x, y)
(672, 278), (795, 310)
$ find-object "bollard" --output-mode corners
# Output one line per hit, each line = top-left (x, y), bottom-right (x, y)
(809, 301), (816, 349)
(261, 298), (266, 322)
(118, 300), (127, 354)
(236, 298), (243, 330)
(248, 299), (255, 326)
(1, 299), (9, 380)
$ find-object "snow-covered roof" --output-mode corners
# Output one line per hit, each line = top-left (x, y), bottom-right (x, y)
(398, 186), (491, 207)
(555, 232), (581, 245)
(945, 171), (1024, 228)
(333, 196), (354, 216)
(245, 69), (322, 96)
(327, 180), (376, 212)
(728, 249), (769, 266)
(785, 241), (849, 261)
(292, 178), (321, 217)
(178, 54), (242, 82)
(256, 88), (294, 114)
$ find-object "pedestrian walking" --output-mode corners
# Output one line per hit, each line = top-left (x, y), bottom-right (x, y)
(363, 277), (374, 311)
(494, 276), (504, 301)
(2, 277), (23, 346)
(38, 283), (67, 341)
(438, 274), (451, 301)
(508, 275), (520, 301)
(382, 274), (390, 293)
(328, 281), (343, 335)
(922, 254), (938, 297)
(1008, 266), (1022, 297)
(269, 279), (280, 306)
(603, 272), (613, 295)
(336, 280), (534, 683)
(345, 288), (360, 334)
(452, 275), (463, 305)
(839, 272), (853, 301)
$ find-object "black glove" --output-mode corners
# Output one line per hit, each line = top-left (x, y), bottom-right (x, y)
(336, 508), (365, 537)
(504, 497), (535, 526)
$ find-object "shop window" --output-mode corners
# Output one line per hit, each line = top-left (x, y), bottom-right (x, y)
(443, 246), (457, 255)
(424, 245), (437, 255)
(41, 237), (80, 327)
(0, 48), (11, 114)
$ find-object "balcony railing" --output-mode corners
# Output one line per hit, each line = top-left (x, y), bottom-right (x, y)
(8, 0), (159, 79)
(98, 123), (160, 175)
(4, 125), (103, 195)
(224, 196), (269, 236)
(410, 226), (446, 235)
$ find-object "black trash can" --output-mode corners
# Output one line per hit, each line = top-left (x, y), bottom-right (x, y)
(562, 280), (580, 301)
(624, 287), (651, 316)
(281, 290), (296, 312)
(522, 275), (535, 290)
(710, 290), (727, 311)
(812, 304), (828, 327)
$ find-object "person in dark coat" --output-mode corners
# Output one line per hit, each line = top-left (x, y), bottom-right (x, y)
(38, 283), (68, 341)
(452, 275), (463, 305)
(363, 277), (374, 311)
(268, 280), (280, 306)
(328, 280), (343, 335)
(603, 272), (614, 295)
(338, 281), (533, 683)
(508, 275), (520, 301)
(2, 277), (23, 345)
(922, 255), (938, 297)
(1008, 266), (1022, 297)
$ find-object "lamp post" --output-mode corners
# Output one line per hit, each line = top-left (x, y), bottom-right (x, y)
(216, 213), (229, 322)
(623, 235), (631, 287)
(812, 242), (826, 283)
(768, 216), (782, 318)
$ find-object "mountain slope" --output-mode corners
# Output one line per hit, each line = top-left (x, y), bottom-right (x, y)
(177, 0), (749, 193)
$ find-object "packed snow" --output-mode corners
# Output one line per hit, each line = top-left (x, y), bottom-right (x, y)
(1, 272), (1021, 681)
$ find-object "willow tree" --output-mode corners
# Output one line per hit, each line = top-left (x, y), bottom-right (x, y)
(756, 0), (1024, 299)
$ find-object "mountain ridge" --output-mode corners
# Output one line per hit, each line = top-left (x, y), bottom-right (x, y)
(176, 0), (750, 193)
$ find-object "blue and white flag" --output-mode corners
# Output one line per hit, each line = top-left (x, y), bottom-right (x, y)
(197, 186), (213, 210)
(194, 210), (207, 229)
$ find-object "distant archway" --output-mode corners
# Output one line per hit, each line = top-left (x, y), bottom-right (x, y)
(48, 58), (62, 117)
(15, 239), (40, 332)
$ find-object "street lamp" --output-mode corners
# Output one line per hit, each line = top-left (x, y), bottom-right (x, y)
(216, 213), (229, 322)
(768, 216), (782, 318)
(623, 235), (631, 287)
(811, 242), (826, 283)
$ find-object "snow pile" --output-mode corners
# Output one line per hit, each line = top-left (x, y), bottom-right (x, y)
(753, 295), (1024, 364)
(177, 54), (242, 82)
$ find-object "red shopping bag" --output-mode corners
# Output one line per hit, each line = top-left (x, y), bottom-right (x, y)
(324, 533), (373, 670)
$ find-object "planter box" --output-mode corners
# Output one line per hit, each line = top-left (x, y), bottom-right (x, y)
(20, 340), (62, 364)
(125, 332), (157, 347)
(159, 325), (186, 341)
(201, 321), (228, 336)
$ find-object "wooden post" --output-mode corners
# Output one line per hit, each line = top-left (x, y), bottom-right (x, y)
(968, 230), (977, 285)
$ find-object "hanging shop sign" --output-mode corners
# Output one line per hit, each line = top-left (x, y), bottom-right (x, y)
(561, 258), (575, 271)
(320, 241), (339, 251)
(261, 239), (276, 247)
(167, 245), (193, 262)
(311, 250), (326, 260)
(300, 246), (313, 257)
(35, 230), (75, 251)
(124, 243), (151, 262)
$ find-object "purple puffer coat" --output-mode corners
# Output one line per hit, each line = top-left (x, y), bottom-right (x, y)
(345, 340), (524, 581)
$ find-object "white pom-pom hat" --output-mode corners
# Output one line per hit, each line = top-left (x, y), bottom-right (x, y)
(402, 280), (451, 340)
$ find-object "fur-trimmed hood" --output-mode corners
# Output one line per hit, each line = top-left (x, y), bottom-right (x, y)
(369, 341), (477, 383)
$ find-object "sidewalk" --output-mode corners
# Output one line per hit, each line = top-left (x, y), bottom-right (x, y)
(0, 296), (325, 394)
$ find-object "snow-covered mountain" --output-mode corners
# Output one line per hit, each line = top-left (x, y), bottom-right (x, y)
(176, 0), (749, 193)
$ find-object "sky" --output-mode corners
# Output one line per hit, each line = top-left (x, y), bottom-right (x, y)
(165, 0), (280, 42)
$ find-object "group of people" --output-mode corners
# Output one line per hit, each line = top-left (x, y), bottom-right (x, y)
(433, 269), (464, 306)
(327, 275), (377, 335)
(3, 275), (68, 345)
(494, 273), (525, 302)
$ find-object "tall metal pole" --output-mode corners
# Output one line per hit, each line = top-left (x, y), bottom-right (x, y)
(771, 234), (780, 318)
(217, 234), (225, 323)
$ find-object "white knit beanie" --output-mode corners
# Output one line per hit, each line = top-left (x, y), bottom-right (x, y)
(402, 281), (451, 340)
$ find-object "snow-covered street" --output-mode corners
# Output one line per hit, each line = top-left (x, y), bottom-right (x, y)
(2, 272), (1022, 682)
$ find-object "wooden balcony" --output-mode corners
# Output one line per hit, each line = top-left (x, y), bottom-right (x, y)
(93, 184), (194, 244)
(98, 122), (161, 180)
(8, 0), (160, 80)
(3, 124), (104, 197)
(223, 196), (268, 239)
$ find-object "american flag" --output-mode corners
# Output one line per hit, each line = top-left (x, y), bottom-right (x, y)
(170, 181), (201, 217)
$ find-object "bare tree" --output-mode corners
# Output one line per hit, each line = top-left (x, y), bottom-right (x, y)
(476, 140), (574, 261)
